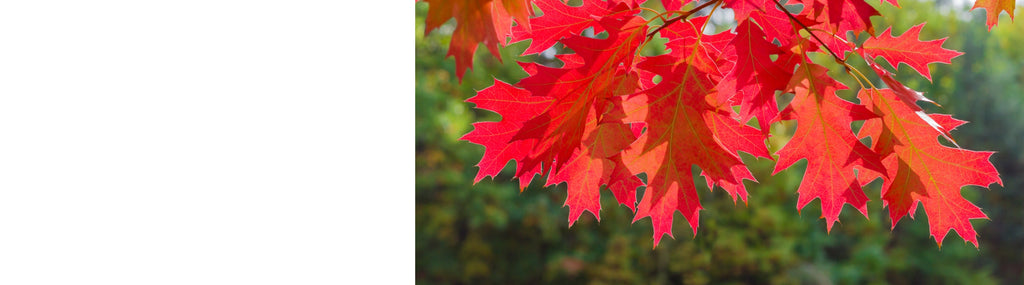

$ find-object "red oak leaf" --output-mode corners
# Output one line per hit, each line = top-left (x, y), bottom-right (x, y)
(857, 89), (1002, 247)
(545, 118), (638, 226)
(724, 0), (784, 22)
(544, 98), (639, 225)
(720, 20), (793, 134)
(513, 13), (647, 175)
(699, 79), (773, 204)
(859, 23), (964, 81)
(510, 0), (614, 55)
(864, 59), (960, 145)
(705, 101), (772, 160)
(547, 149), (612, 225)
(773, 63), (885, 232)
(701, 107), (771, 204)
(800, 0), (880, 36)
(493, 0), (533, 39)
(461, 80), (553, 190)
(748, 8), (808, 47)
(613, 51), (748, 247)
(657, 17), (729, 67)
(971, 0), (1016, 29)
(423, 0), (534, 79)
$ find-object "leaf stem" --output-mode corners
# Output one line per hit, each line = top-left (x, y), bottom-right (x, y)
(845, 61), (877, 91)
(638, 7), (670, 22)
(769, 0), (846, 65)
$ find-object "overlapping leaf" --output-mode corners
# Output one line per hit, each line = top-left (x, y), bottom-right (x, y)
(859, 23), (963, 81)
(720, 20), (793, 134)
(614, 61), (742, 246)
(773, 63), (885, 231)
(857, 89), (1002, 247)
(461, 80), (553, 189)
(544, 107), (639, 225)
(609, 29), (758, 245)
(514, 8), (647, 175)
(511, 0), (612, 55)
(422, 0), (534, 79)
(798, 0), (880, 36)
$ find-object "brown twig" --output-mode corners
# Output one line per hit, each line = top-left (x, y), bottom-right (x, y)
(646, 0), (723, 38)
(768, 0), (846, 65)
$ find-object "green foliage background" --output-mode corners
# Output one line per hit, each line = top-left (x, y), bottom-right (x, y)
(416, 1), (1023, 283)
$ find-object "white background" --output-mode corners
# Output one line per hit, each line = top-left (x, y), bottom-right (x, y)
(0, 1), (411, 283)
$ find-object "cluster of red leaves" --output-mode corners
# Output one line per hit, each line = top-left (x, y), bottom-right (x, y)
(423, 0), (1010, 247)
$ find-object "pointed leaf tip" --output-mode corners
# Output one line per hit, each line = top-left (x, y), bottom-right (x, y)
(861, 23), (963, 81)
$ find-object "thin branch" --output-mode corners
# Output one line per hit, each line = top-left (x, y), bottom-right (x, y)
(768, 0), (846, 64)
(646, 0), (722, 38)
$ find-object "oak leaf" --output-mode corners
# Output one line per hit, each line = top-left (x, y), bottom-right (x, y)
(857, 89), (1002, 247)
(859, 23), (963, 81)
(773, 63), (885, 232)
(971, 0), (1016, 29)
